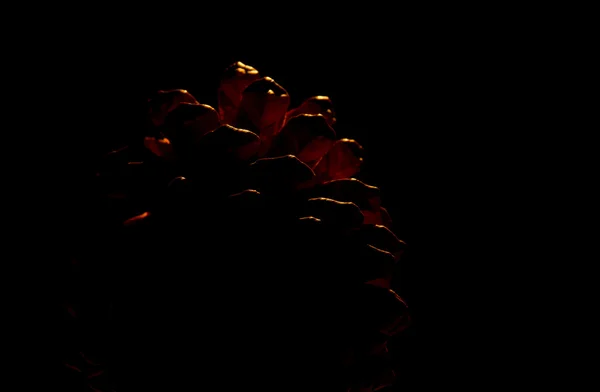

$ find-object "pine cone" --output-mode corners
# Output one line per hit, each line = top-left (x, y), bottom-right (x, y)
(77, 61), (412, 392)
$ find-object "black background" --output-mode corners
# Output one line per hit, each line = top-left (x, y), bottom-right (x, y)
(28, 15), (557, 389)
